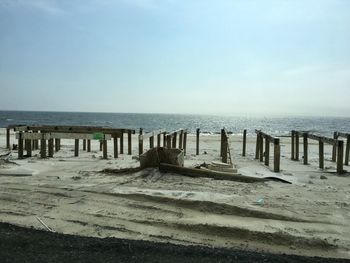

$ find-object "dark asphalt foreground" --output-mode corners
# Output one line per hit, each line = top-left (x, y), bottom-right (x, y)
(0, 223), (349, 263)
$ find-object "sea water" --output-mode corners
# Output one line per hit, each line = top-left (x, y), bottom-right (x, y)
(0, 111), (349, 136)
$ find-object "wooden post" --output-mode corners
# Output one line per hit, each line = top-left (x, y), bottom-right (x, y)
(167, 135), (171, 149)
(55, 139), (60, 152)
(183, 132), (187, 155)
(345, 135), (350, 166)
(242, 129), (247, 157)
(319, 140), (324, 169)
(99, 140), (103, 151)
(114, 137), (118, 158)
(337, 140), (344, 174)
(74, 139), (79, 157)
(332, 132), (338, 162)
(6, 128), (10, 149)
(179, 131), (183, 149)
(83, 139), (86, 151)
(303, 133), (308, 165)
(222, 135), (228, 163)
(172, 132), (177, 148)
(18, 132), (24, 159)
(264, 138), (270, 166)
(103, 140), (107, 159)
(295, 132), (300, 161)
(48, 139), (54, 157)
(139, 136), (143, 155)
(40, 138), (46, 158)
(118, 131), (123, 154)
(291, 130), (295, 160)
(220, 129), (224, 157)
(128, 131), (132, 155)
(196, 128), (200, 155)
(163, 133), (166, 147)
(274, 139), (280, 172)
(150, 136), (154, 148)
(33, 131), (39, 150)
(255, 133), (260, 159)
(26, 139), (32, 157)
(157, 134), (161, 147)
(87, 139), (91, 152)
(259, 135), (264, 162)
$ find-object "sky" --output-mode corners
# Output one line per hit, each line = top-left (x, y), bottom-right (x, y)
(0, 0), (349, 117)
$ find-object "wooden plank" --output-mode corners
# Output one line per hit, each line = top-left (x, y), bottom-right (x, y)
(17, 132), (111, 140)
(303, 133), (308, 165)
(140, 129), (166, 140)
(48, 139), (54, 158)
(337, 140), (344, 174)
(264, 138), (270, 166)
(274, 141), (280, 172)
(74, 139), (79, 157)
(41, 139), (46, 158)
(87, 139), (91, 152)
(114, 137), (118, 158)
(103, 140), (107, 159)
(128, 130), (132, 155)
(319, 140), (324, 169)
(242, 129), (247, 156)
(183, 132), (187, 155)
(196, 128), (200, 155)
(307, 134), (337, 145)
(120, 132), (124, 154)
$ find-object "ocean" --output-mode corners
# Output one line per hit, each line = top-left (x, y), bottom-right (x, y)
(0, 111), (349, 136)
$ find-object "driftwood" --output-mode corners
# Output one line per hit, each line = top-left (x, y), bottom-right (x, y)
(159, 163), (291, 184)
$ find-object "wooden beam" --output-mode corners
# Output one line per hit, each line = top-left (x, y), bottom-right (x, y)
(242, 129), (247, 157)
(140, 129), (166, 140)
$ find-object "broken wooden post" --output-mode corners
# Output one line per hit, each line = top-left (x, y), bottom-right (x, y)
(295, 132), (300, 161)
(332, 132), (338, 162)
(114, 137), (118, 158)
(259, 134), (264, 162)
(172, 132), (177, 148)
(264, 138), (270, 166)
(18, 132), (24, 159)
(167, 135), (171, 149)
(87, 139), (91, 152)
(83, 139), (86, 151)
(337, 140), (344, 174)
(103, 140), (107, 159)
(196, 128), (200, 155)
(40, 138), (46, 158)
(6, 128), (10, 149)
(319, 140), (324, 169)
(128, 130), (132, 155)
(303, 133), (308, 165)
(74, 139), (79, 157)
(157, 134), (161, 147)
(345, 135), (350, 166)
(242, 129), (247, 156)
(274, 139), (280, 172)
(48, 139), (54, 158)
(120, 131), (124, 154)
(150, 136), (154, 148)
(291, 130), (295, 160)
(183, 131), (187, 155)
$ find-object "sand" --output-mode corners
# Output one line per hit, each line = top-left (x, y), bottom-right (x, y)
(0, 128), (349, 259)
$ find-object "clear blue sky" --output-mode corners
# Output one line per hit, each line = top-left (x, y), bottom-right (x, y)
(0, 0), (349, 116)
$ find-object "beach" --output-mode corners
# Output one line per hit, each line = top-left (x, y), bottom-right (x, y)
(0, 128), (349, 260)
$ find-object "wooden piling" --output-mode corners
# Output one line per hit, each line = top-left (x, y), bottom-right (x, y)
(40, 138), (46, 158)
(99, 140), (103, 151)
(220, 129), (224, 157)
(345, 135), (350, 166)
(83, 139), (86, 151)
(332, 132), (338, 162)
(120, 132), (124, 154)
(183, 132), (187, 155)
(264, 138), (270, 166)
(274, 139), (280, 172)
(172, 132), (177, 148)
(157, 134), (161, 147)
(259, 135), (264, 162)
(128, 131), (132, 155)
(18, 132), (24, 159)
(222, 135), (228, 163)
(6, 128), (10, 149)
(303, 133), (308, 165)
(255, 133), (260, 159)
(319, 140), (324, 169)
(291, 130), (295, 160)
(179, 131), (183, 149)
(103, 140), (107, 159)
(167, 135), (171, 149)
(337, 140), (344, 174)
(150, 136), (154, 148)
(295, 133), (300, 161)
(26, 139), (32, 157)
(74, 139), (79, 157)
(196, 128), (200, 155)
(87, 139), (91, 152)
(139, 129), (143, 155)
(242, 129), (247, 156)
(55, 139), (60, 152)
(163, 133), (166, 147)
(114, 138), (118, 158)
(48, 139), (54, 157)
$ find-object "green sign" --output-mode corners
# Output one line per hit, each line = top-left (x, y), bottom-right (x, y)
(93, 132), (104, 140)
